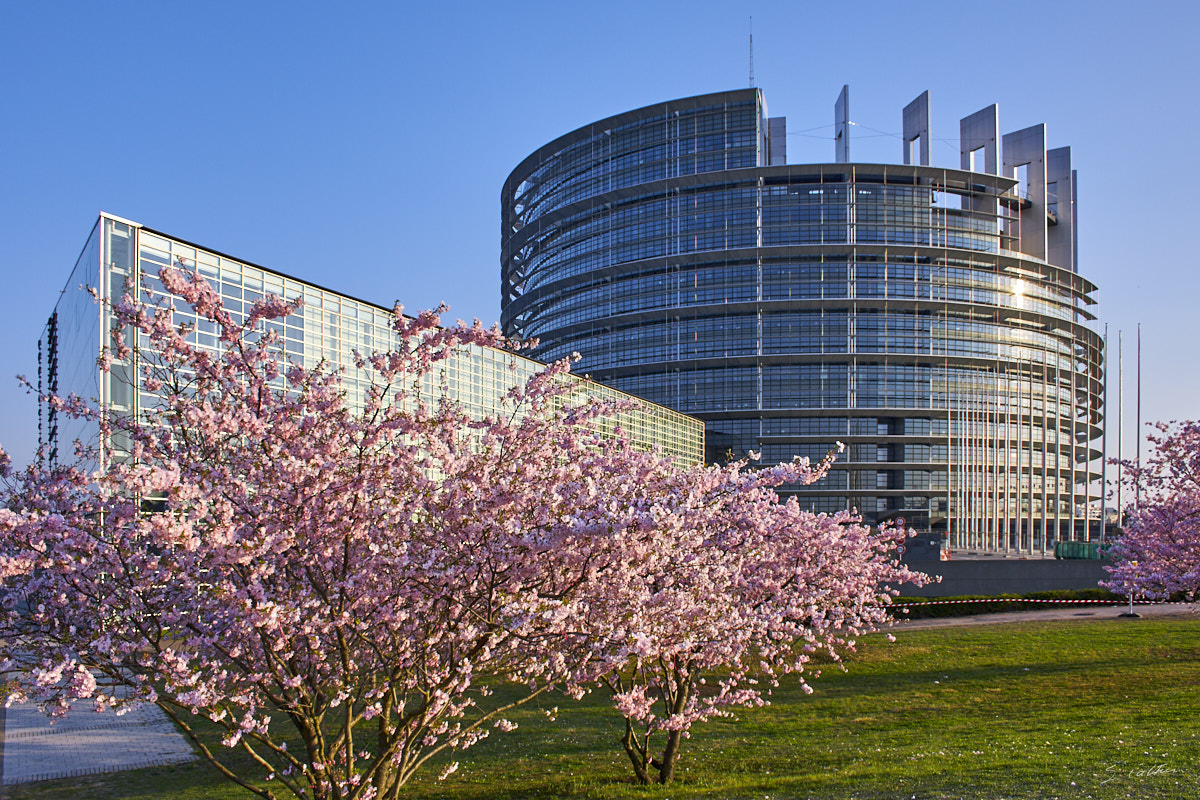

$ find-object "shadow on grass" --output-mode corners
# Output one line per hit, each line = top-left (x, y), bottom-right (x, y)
(7, 617), (1199, 800)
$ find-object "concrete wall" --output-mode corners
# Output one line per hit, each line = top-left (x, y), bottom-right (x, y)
(1046, 146), (1077, 272)
(902, 91), (931, 166)
(1002, 124), (1048, 261)
(899, 559), (1110, 597)
(834, 85), (850, 163)
(960, 104), (999, 174)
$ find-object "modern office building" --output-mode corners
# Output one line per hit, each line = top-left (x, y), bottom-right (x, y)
(39, 213), (704, 469)
(501, 87), (1105, 554)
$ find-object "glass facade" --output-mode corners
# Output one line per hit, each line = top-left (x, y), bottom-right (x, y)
(40, 215), (704, 470)
(502, 89), (1106, 554)
(39, 220), (104, 467)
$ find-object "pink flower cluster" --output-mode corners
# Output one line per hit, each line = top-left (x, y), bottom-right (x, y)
(1103, 420), (1200, 601)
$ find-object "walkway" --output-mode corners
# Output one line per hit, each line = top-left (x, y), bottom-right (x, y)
(1, 696), (195, 785)
(895, 600), (1195, 630)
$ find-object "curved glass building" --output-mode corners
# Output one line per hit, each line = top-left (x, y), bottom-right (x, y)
(501, 88), (1104, 554)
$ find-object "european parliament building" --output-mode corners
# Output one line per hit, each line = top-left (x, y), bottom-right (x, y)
(39, 214), (704, 470)
(501, 88), (1105, 555)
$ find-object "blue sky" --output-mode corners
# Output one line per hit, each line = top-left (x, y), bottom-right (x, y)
(1, 0), (1196, 473)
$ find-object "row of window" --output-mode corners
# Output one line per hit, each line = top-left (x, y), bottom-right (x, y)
(539, 319), (1081, 377)
(516, 190), (1020, 291)
(515, 103), (759, 219)
(522, 279), (1072, 336)
(117, 230), (704, 466)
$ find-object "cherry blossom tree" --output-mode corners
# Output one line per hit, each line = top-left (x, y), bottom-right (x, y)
(1103, 420), (1200, 601)
(0, 265), (650, 799)
(560, 450), (924, 784)
(0, 264), (925, 797)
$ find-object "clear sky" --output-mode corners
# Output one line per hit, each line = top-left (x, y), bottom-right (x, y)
(1, 0), (1196, 475)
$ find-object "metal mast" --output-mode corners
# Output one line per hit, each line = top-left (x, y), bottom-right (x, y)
(748, 17), (755, 87)
(1135, 323), (1142, 512)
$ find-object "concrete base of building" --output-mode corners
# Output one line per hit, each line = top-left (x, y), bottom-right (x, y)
(899, 558), (1111, 597)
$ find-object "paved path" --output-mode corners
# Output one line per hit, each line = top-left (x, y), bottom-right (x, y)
(895, 601), (1195, 630)
(1, 696), (195, 785)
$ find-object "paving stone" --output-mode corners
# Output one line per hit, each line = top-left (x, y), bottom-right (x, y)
(2, 698), (196, 785)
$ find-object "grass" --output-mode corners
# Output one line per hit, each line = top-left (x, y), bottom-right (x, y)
(6, 615), (1199, 800)
(891, 589), (1126, 619)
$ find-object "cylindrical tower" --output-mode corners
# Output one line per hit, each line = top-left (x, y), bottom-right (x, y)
(501, 88), (1104, 554)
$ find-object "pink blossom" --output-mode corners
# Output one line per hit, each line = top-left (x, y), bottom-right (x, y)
(69, 666), (97, 699)
(1103, 420), (1200, 601)
(613, 687), (656, 723)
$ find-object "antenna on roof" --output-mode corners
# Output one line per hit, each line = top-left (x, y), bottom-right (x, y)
(748, 16), (755, 88)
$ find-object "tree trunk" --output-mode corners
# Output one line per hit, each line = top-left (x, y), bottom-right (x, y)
(652, 665), (692, 784)
(656, 728), (684, 784)
(620, 719), (652, 785)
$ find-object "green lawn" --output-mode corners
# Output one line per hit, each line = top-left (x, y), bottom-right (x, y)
(8, 616), (1199, 800)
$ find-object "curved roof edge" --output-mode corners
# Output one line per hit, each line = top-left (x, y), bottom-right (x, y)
(503, 88), (762, 198)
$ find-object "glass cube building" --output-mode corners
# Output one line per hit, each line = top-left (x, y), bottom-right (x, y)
(501, 88), (1105, 554)
(39, 214), (704, 469)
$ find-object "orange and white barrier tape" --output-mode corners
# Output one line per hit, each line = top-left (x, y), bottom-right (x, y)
(894, 598), (1163, 607)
